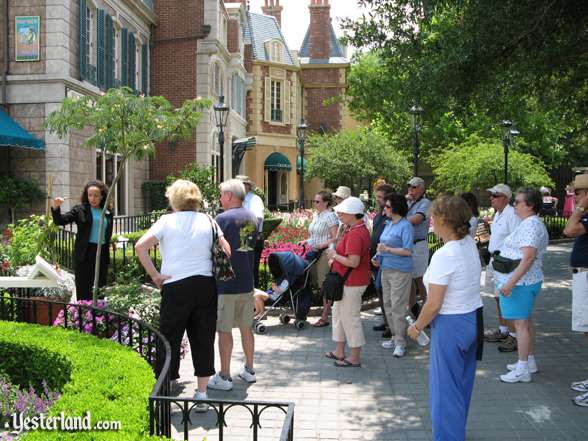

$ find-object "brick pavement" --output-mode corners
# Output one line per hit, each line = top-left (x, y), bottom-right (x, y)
(171, 242), (588, 440)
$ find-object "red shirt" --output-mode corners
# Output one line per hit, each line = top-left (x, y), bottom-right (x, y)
(332, 222), (371, 286)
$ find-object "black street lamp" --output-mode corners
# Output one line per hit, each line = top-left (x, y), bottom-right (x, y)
(296, 119), (308, 209)
(500, 120), (520, 186)
(409, 104), (423, 176)
(213, 95), (229, 181)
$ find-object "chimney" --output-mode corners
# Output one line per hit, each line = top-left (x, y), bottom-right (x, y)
(308, 0), (331, 60)
(261, 0), (283, 27)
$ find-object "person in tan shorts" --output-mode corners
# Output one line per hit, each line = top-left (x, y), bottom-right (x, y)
(208, 179), (258, 391)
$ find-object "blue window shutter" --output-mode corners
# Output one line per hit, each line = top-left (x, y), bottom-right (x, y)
(128, 33), (136, 91)
(121, 28), (128, 86)
(141, 44), (148, 95)
(96, 9), (105, 89)
(79, 0), (87, 81)
(105, 14), (114, 89)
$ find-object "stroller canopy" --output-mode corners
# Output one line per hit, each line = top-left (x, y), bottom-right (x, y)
(268, 251), (307, 285)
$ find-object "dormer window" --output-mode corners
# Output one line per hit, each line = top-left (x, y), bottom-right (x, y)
(265, 39), (284, 63)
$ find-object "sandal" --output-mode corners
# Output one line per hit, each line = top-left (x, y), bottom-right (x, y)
(325, 351), (344, 361)
(313, 319), (330, 328)
(334, 359), (361, 368)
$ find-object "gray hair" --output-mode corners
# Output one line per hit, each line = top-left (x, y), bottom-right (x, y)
(220, 179), (246, 201)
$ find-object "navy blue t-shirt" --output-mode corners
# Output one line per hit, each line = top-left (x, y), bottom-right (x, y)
(570, 213), (588, 268)
(215, 207), (258, 294)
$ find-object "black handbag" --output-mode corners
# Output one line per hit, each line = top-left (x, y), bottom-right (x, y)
(479, 245), (491, 266)
(207, 215), (235, 281)
(491, 251), (521, 274)
(321, 266), (353, 302)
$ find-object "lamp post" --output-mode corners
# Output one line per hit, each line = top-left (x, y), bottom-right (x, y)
(500, 120), (520, 186)
(213, 95), (229, 181)
(409, 104), (423, 176)
(296, 119), (308, 209)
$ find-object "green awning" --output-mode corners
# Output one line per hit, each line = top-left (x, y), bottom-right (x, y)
(0, 109), (44, 149)
(264, 152), (292, 171)
(297, 155), (308, 174)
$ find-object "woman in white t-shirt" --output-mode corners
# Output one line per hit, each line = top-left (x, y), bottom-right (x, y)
(407, 196), (482, 441)
(136, 180), (230, 410)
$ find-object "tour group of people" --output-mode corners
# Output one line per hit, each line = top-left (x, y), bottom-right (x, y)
(51, 171), (588, 438)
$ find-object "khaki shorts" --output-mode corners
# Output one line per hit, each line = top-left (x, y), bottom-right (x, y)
(217, 292), (254, 332)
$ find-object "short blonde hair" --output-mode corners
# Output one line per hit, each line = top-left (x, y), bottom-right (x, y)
(165, 179), (202, 211)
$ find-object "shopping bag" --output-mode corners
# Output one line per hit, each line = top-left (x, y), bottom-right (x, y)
(572, 271), (588, 332)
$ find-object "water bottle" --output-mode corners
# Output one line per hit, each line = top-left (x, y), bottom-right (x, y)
(406, 315), (430, 347)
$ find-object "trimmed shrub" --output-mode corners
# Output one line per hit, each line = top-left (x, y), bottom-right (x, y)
(0, 321), (159, 440)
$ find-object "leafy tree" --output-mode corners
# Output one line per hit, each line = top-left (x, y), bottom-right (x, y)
(0, 176), (45, 223)
(305, 128), (411, 194)
(167, 163), (220, 211)
(45, 87), (209, 305)
(340, 0), (588, 167)
(431, 135), (554, 194)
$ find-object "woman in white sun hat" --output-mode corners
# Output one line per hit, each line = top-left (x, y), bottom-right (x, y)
(323, 197), (371, 367)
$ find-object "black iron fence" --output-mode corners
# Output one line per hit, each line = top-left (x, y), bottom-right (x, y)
(0, 292), (295, 440)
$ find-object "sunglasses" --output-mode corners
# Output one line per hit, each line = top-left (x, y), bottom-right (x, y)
(490, 193), (504, 198)
(384, 204), (392, 209)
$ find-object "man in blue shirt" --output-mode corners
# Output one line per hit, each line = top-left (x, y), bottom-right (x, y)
(563, 173), (588, 407)
(405, 177), (432, 318)
(208, 179), (259, 392)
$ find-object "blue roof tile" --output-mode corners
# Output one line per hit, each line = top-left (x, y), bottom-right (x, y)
(245, 12), (295, 66)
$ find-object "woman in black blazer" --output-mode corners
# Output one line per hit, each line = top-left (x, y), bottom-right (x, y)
(51, 180), (113, 301)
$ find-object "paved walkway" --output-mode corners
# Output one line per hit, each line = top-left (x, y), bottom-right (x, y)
(171, 242), (588, 440)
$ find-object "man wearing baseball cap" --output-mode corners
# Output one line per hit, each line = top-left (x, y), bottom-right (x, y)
(406, 177), (431, 318)
(563, 173), (588, 407)
(484, 183), (521, 352)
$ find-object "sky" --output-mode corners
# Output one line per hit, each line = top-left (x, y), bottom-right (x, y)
(247, 0), (367, 53)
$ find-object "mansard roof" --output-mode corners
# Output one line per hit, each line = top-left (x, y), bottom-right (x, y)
(244, 11), (296, 66)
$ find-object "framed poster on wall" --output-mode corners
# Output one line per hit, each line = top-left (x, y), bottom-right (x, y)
(15, 16), (40, 61)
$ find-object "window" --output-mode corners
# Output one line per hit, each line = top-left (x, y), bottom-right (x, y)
(211, 135), (221, 184)
(231, 73), (245, 117)
(265, 40), (284, 63)
(271, 80), (282, 122)
(96, 149), (128, 215)
(212, 63), (224, 97)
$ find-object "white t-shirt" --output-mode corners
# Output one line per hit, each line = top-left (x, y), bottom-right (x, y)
(244, 192), (265, 231)
(494, 215), (548, 287)
(423, 235), (483, 315)
(489, 205), (521, 253)
(147, 211), (223, 285)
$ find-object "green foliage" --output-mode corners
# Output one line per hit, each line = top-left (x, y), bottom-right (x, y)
(0, 176), (45, 223)
(0, 321), (157, 440)
(142, 181), (168, 211)
(167, 162), (220, 211)
(305, 128), (411, 193)
(341, 1), (588, 168)
(105, 282), (160, 327)
(431, 135), (554, 193)
(5, 215), (57, 267)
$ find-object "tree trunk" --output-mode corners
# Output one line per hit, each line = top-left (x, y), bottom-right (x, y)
(91, 157), (128, 306)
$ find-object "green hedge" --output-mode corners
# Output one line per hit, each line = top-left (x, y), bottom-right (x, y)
(0, 321), (161, 440)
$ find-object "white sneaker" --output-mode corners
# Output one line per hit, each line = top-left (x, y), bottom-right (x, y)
(500, 368), (532, 383)
(392, 345), (406, 358)
(573, 391), (588, 407)
(238, 366), (257, 383)
(571, 379), (588, 393)
(381, 340), (395, 350)
(507, 360), (538, 374)
(194, 392), (209, 413)
(207, 373), (233, 391)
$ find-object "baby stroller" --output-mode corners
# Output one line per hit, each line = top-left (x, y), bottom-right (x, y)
(253, 250), (318, 334)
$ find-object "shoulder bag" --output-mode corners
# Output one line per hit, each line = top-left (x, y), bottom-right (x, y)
(321, 265), (353, 302)
(207, 215), (235, 281)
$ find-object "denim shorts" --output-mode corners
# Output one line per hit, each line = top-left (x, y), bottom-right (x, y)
(499, 282), (542, 320)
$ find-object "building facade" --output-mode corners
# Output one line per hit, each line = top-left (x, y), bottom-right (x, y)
(0, 0), (155, 219)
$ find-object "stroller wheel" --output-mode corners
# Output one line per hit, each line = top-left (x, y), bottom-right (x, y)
(295, 320), (305, 330)
(279, 314), (291, 324)
(255, 323), (267, 334)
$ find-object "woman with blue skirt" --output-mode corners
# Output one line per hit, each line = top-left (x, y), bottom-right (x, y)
(408, 196), (483, 441)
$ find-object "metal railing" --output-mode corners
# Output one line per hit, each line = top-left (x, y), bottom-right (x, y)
(0, 292), (294, 440)
(111, 212), (164, 234)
